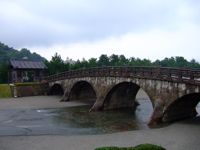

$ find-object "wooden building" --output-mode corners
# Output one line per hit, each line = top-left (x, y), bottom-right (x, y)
(9, 59), (47, 83)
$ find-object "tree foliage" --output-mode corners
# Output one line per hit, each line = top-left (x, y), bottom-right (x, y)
(45, 53), (69, 75)
(0, 42), (45, 63)
(45, 53), (200, 76)
(0, 63), (9, 84)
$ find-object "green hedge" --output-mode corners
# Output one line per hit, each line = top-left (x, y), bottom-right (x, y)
(133, 144), (166, 150)
(0, 84), (12, 98)
(95, 144), (166, 150)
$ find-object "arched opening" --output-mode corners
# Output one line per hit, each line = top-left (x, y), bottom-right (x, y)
(163, 93), (200, 122)
(135, 88), (153, 125)
(49, 84), (64, 95)
(69, 81), (96, 105)
(104, 82), (140, 110)
(103, 82), (153, 128)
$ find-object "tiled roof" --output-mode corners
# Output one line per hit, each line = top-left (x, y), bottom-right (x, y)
(10, 60), (47, 69)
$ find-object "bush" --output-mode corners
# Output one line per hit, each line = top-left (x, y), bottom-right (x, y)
(134, 144), (166, 150)
(95, 144), (166, 150)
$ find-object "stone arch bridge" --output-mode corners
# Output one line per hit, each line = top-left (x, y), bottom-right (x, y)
(45, 67), (200, 125)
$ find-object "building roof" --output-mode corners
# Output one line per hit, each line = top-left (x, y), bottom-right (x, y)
(10, 59), (47, 69)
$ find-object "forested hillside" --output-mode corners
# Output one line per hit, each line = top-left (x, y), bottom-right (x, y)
(0, 42), (45, 63)
(0, 42), (45, 83)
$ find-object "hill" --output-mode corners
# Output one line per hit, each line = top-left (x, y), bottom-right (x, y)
(0, 42), (45, 63)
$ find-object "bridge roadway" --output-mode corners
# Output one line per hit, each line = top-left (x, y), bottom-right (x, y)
(45, 66), (200, 125)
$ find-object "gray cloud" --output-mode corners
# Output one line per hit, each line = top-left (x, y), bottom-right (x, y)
(0, 0), (199, 50)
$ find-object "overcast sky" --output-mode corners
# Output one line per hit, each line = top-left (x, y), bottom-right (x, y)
(0, 0), (200, 61)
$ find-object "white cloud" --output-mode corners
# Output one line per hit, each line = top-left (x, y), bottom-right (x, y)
(31, 22), (200, 61)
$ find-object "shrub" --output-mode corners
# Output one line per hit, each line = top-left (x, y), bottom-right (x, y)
(134, 144), (166, 150)
(95, 144), (166, 150)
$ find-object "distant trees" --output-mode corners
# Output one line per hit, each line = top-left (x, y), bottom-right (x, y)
(0, 42), (45, 63)
(0, 40), (200, 83)
(45, 54), (200, 76)
(45, 53), (69, 75)
(152, 56), (200, 68)
(98, 54), (110, 67)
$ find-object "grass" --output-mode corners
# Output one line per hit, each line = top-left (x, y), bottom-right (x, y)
(95, 144), (166, 150)
(0, 82), (48, 98)
(0, 84), (12, 98)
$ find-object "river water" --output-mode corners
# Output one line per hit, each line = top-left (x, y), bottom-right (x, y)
(0, 99), (153, 136)
(51, 99), (153, 134)
(0, 92), (199, 136)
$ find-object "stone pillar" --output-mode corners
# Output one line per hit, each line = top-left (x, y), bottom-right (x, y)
(89, 96), (105, 111)
(148, 99), (165, 126)
(60, 91), (70, 102)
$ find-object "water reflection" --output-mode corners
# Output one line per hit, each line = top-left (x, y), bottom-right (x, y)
(0, 99), (153, 136)
(0, 95), (200, 136)
(52, 99), (153, 134)
(197, 102), (200, 115)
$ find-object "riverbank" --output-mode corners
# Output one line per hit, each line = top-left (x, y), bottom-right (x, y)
(0, 96), (87, 110)
(0, 95), (199, 150)
(0, 120), (199, 150)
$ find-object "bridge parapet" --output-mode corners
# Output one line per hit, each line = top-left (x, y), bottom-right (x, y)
(45, 66), (200, 85)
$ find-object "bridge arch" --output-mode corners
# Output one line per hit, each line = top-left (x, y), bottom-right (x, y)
(103, 82), (139, 110)
(162, 93), (200, 122)
(103, 81), (153, 110)
(68, 81), (97, 104)
(49, 83), (64, 95)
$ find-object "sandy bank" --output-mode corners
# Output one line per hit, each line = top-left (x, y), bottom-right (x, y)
(0, 121), (199, 150)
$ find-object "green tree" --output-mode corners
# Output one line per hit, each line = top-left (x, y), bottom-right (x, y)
(118, 54), (128, 66)
(110, 54), (120, 66)
(70, 59), (81, 70)
(175, 56), (188, 68)
(46, 53), (68, 75)
(98, 54), (110, 67)
(0, 63), (9, 83)
(88, 58), (97, 68)
(189, 59), (200, 68)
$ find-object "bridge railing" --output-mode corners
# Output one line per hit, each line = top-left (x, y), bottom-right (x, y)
(44, 66), (200, 85)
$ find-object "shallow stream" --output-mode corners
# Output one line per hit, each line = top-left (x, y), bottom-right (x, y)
(0, 100), (153, 136)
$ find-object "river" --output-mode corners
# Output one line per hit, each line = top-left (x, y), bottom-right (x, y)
(0, 89), (199, 136)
